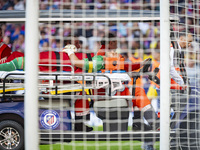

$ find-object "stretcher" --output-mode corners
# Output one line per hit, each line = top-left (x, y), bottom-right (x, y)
(0, 57), (154, 101)
(0, 70), (133, 100)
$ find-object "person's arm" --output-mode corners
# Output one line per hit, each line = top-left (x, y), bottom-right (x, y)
(124, 62), (141, 71)
(170, 67), (184, 85)
(170, 46), (186, 89)
(68, 53), (84, 68)
(63, 44), (84, 68)
(63, 45), (104, 72)
(124, 58), (151, 72)
(68, 54), (104, 72)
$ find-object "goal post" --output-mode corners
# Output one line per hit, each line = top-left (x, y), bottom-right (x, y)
(25, 0), (39, 150)
(160, 1), (171, 149)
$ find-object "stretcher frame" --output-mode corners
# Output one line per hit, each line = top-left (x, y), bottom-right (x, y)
(0, 70), (134, 100)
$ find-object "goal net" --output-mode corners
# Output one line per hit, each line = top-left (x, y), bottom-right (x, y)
(169, 1), (200, 150)
(0, 0), (199, 150)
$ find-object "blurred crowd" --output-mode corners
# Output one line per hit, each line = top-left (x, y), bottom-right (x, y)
(0, 0), (198, 14)
(0, 0), (200, 87)
(0, 0), (25, 10)
(1, 21), (200, 87)
(0, 0), (199, 36)
(0, 0), (159, 11)
(1, 22), (161, 57)
(0, 0), (199, 41)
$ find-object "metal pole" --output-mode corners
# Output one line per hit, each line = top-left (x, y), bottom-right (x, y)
(160, 0), (171, 149)
(25, 0), (39, 150)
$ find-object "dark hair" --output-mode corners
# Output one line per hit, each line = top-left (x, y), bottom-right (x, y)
(121, 52), (128, 58)
(64, 34), (79, 46)
(40, 31), (46, 35)
(101, 32), (116, 45)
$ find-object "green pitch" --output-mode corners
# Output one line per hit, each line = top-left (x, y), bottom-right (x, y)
(39, 126), (160, 150)
(40, 141), (160, 150)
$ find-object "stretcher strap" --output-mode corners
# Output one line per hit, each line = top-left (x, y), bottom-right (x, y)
(88, 61), (93, 73)
(54, 51), (60, 71)
(0, 87), (89, 95)
(87, 53), (93, 73)
(86, 53), (93, 103)
(50, 88), (89, 95)
(0, 88), (24, 93)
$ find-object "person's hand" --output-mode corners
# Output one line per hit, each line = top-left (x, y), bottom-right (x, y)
(0, 57), (7, 64)
(181, 84), (187, 90)
(62, 44), (77, 56)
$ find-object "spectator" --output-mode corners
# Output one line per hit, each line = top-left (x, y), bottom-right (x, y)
(1, 0), (14, 10)
(63, 0), (72, 9)
(76, 23), (93, 38)
(120, 36), (128, 50)
(3, 36), (12, 48)
(86, 0), (94, 9)
(143, 0), (151, 10)
(96, 0), (106, 9)
(55, 39), (61, 52)
(40, 41), (49, 52)
(51, 38), (57, 49)
(132, 40), (140, 51)
(185, 51), (200, 87)
(14, 0), (25, 10)
(40, 1), (49, 10)
(39, 31), (49, 48)
(63, 23), (71, 37)
(119, 22), (132, 37)
(10, 24), (22, 42)
(7, 5), (14, 10)
(109, 0), (119, 9)
(88, 30), (101, 51)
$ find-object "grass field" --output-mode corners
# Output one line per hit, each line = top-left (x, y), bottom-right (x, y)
(40, 141), (160, 150)
(39, 126), (160, 150)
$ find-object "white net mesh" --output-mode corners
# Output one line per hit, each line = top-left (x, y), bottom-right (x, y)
(169, 1), (200, 150)
(0, 0), (200, 150)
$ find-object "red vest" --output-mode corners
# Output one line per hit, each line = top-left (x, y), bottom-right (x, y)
(6, 51), (24, 63)
(39, 51), (94, 72)
(0, 42), (12, 59)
